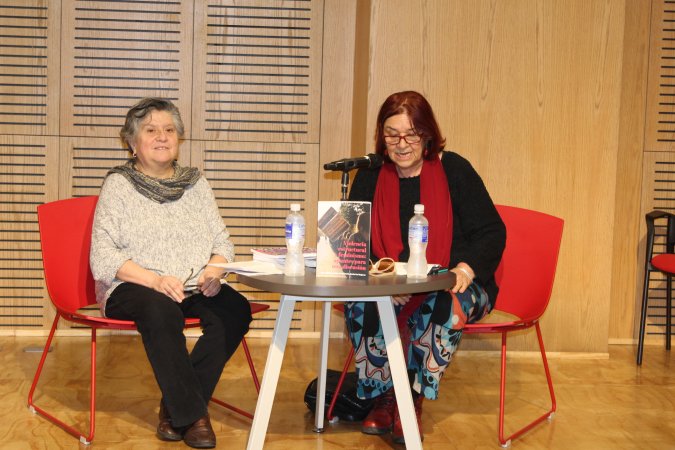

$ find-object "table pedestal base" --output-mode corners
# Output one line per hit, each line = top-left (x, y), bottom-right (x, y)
(246, 295), (423, 450)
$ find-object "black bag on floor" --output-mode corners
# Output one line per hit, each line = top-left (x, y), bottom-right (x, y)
(304, 369), (374, 422)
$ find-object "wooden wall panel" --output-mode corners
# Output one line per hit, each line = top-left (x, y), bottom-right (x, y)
(317, 0), (366, 332)
(59, 0), (194, 138)
(0, 0), (327, 335)
(638, 152), (675, 344)
(644, 0), (675, 151)
(192, 0), (323, 142)
(0, 135), (58, 330)
(0, 0), (60, 136)
(318, 0), (369, 200)
(192, 140), (320, 331)
(0, 0), (655, 349)
(60, 138), (128, 199)
(609, 0), (651, 343)
(365, 0), (625, 353)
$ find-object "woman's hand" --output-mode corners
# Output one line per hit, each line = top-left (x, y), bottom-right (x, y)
(152, 275), (186, 303)
(197, 268), (223, 297)
(391, 294), (412, 306)
(116, 260), (187, 302)
(450, 263), (475, 294)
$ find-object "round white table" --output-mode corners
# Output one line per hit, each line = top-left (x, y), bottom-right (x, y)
(238, 270), (456, 450)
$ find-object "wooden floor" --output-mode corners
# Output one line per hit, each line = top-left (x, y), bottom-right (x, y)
(2, 334), (674, 449)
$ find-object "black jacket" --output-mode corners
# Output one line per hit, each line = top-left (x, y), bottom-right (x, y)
(348, 151), (506, 307)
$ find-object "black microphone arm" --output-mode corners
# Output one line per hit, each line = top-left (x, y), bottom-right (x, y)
(323, 153), (383, 172)
(324, 153), (383, 200)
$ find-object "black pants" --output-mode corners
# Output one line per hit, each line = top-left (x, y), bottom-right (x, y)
(105, 282), (252, 427)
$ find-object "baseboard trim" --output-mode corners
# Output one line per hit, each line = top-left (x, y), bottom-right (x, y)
(0, 330), (639, 358)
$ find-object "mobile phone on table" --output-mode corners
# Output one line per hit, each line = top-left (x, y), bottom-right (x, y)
(428, 265), (448, 275)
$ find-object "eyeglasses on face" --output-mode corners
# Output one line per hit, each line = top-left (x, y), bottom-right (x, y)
(383, 134), (422, 145)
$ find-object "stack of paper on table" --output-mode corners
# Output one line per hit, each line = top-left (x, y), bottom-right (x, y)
(208, 260), (283, 275)
(250, 247), (317, 268)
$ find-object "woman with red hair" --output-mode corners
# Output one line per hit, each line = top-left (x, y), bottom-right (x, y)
(345, 91), (506, 444)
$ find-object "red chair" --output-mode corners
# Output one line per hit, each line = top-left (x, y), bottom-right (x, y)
(327, 205), (563, 448)
(463, 205), (563, 447)
(27, 196), (269, 445)
(637, 210), (675, 365)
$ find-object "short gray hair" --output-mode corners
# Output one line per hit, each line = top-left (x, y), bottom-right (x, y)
(120, 98), (185, 150)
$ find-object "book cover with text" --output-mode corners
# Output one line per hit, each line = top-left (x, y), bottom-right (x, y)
(316, 201), (371, 278)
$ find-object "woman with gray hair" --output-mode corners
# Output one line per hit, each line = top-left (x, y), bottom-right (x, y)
(90, 97), (252, 448)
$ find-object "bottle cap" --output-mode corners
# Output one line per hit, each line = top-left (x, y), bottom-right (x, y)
(414, 204), (424, 214)
(290, 203), (301, 212)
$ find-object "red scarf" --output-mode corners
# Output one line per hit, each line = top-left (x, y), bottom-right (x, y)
(371, 158), (453, 326)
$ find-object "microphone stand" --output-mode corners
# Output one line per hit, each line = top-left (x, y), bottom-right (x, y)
(340, 170), (350, 201)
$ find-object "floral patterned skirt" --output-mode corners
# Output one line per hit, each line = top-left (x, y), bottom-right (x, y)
(344, 282), (491, 400)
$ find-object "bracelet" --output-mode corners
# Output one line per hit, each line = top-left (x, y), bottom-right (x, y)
(457, 267), (473, 281)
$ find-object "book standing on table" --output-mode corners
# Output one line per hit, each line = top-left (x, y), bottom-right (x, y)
(316, 201), (371, 278)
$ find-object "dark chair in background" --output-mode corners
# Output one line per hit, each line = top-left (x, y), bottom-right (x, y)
(637, 210), (675, 365)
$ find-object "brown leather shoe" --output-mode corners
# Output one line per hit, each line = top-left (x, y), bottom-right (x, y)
(361, 389), (396, 435)
(392, 394), (424, 444)
(183, 414), (216, 449)
(156, 401), (182, 442)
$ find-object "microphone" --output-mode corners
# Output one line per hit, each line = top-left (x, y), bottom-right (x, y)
(324, 153), (383, 171)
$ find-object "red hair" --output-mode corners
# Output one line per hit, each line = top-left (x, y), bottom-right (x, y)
(374, 91), (446, 161)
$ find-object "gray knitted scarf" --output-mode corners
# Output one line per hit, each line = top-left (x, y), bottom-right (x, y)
(107, 160), (201, 203)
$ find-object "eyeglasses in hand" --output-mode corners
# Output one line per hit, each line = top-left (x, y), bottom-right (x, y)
(183, 268), (200, 294)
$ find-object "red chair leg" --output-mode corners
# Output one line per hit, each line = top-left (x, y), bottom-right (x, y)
(242, 336), (261, 393)
(30, 311), (266, 442)
(209, 336), (259, 420)
(27, 314), (60, 413)
(326, 345), (355, 421)
(536, 322), (557, 416)
(497, 323), (556, 447)
(498, 331), (508, 446)
(89, 329), (97, 443)
(27, 314), (96, 445)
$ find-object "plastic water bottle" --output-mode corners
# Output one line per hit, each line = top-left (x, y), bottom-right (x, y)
(284, 203), (306, 276)
(407, 204), (428, 279)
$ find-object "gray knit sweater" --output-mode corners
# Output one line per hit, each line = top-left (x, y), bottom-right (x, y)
(90, 173), (234, 314)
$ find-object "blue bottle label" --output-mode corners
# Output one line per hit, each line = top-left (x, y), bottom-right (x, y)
(410, 224), (428, 243)
(285, 223), (305, 240)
